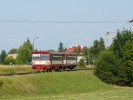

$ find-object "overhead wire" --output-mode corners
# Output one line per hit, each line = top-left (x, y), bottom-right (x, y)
(0, 19), (129, 23)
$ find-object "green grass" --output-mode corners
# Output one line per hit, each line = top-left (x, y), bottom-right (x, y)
(0, 71), (133, 100)
(0, 65), (94, 74)
(0, 65), (34, 74)
(5, 88), (132, 100)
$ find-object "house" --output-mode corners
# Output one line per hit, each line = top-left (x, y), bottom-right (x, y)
(65, 45), (86, 53)
(8, 54), (17, 59)
(65, 45), (86, 63)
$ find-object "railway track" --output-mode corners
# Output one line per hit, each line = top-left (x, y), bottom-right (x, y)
(0, 68), (94, 77)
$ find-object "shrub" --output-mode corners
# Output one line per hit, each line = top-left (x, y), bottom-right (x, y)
(3, 56), (15, 65)
(95, 29), (133, 87)
(78, 59), (86, 69)
(95, 51), (127, 86)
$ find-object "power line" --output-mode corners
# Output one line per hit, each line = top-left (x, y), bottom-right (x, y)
(0, 19), (129, 23)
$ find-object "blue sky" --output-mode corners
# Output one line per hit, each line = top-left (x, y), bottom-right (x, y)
(0, 0), (133, 52)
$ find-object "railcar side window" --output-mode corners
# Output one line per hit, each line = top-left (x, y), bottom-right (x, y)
(67, 55), (77, 60)
(51, 55), (63, 60)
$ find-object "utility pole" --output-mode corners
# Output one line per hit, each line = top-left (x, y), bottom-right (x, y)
(33, 36), (40, 50)
(88, 48), (91, 66)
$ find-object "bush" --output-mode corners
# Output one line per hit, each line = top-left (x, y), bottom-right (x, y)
(3, 56), (15, 65)
(78, 59), (86, 69)
(95, 29), (133, 87)
(95, 51), (127, 86)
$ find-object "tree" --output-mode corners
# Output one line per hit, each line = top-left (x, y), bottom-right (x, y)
(111, 29), (133, 86)
(95, 50), (127, 85)
(99, 37), (105, 51)
(0, 50), (6, 64)
(91, 40), (100, 58)
(89, 38), (106, 65)
(93, 40), (99, 48)
(91, 38), (105, 56)
(96, 29), (133, 86)
(58, 41), (65, 52)
(46, 49), (56, 52)
(16, 38), (33, 64)
(8, 48), (18, 54)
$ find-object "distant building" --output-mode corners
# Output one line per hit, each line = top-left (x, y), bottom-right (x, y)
(65, 45), (86, 63)
(8, 54), (17, 59)
(65, 45), (86, 53)
(77, 56), (84, 62)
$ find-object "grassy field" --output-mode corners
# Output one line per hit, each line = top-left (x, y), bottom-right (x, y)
(5, 88), (132, 100)
(0, 69), (133, 100)
(0, 65), (34, 74)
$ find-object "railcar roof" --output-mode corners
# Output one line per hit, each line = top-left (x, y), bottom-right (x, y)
(32, 51), (49, 54)
(32, 51), (77, 55)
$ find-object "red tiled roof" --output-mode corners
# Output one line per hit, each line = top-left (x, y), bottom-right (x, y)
(65, 45), (85, 53)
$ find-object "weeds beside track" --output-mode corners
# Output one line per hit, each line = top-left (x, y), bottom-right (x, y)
(0, 68), (94, 76)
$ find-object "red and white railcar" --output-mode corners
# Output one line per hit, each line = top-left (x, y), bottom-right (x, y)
(64, 53), (77, 69)
(32, 51), (77, 71)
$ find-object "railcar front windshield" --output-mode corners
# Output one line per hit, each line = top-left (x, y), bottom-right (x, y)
(32, 54), (49, 61)
(32, 54), (40, 60)
(40, 54), (49, 61)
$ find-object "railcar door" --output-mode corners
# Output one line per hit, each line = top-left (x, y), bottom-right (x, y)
(51, 53), (63, 70)
(65, 53), (77, 69)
